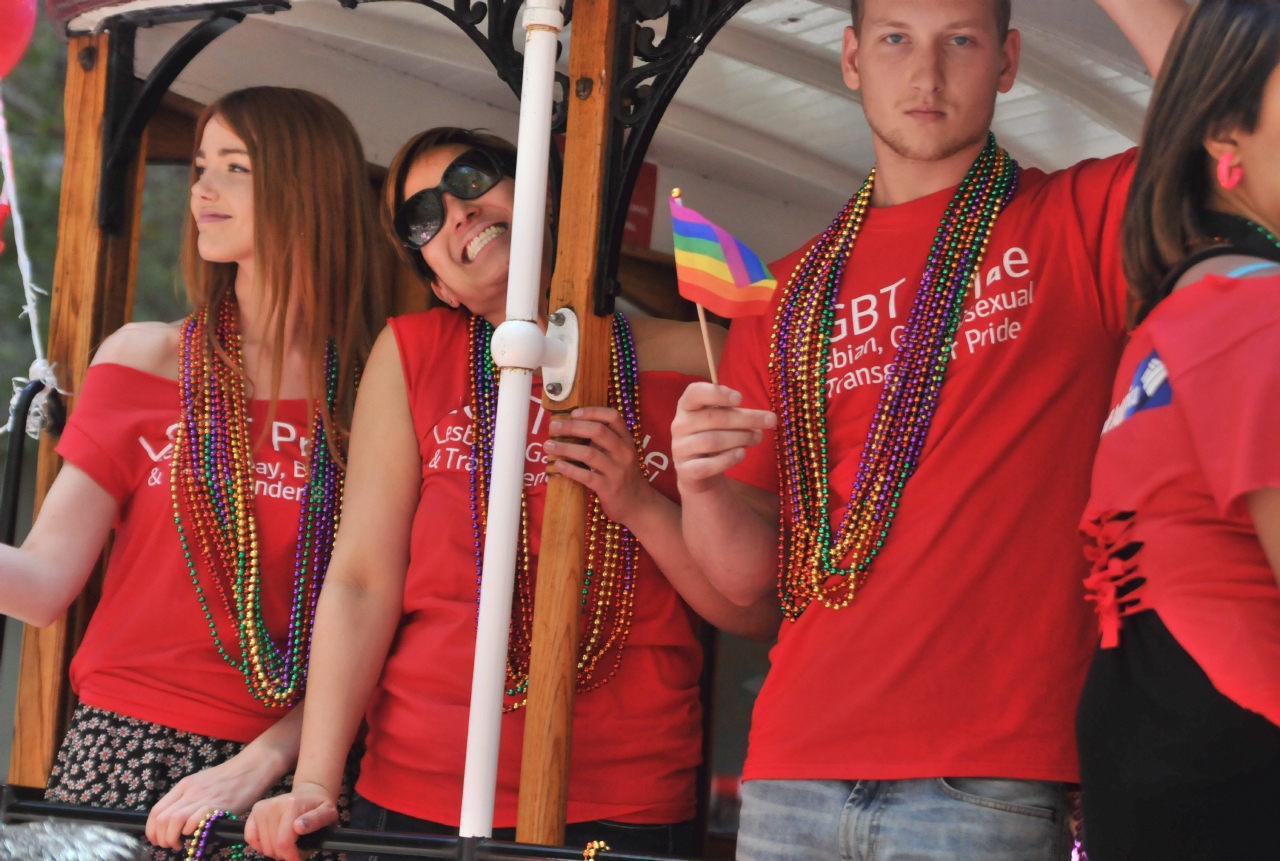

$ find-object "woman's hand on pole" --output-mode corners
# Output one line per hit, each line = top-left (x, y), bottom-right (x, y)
(544, 407), (658, 524)
(244, 782), (337, 861)
(548, 400), (781, 639)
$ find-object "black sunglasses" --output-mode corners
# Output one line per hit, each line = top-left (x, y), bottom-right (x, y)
(394, 148), (510, 250)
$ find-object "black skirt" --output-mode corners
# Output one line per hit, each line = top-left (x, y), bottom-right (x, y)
(46, 703), (351, 861)
(1076, 609), (1280, 861)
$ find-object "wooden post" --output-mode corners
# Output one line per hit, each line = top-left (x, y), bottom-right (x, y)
(7, 32), (146, 787)
(515, 0), (621, 846)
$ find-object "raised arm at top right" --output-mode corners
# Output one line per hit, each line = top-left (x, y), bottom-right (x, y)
(1094, 0), (1190, 78)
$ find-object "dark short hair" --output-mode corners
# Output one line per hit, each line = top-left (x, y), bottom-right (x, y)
(382, 127), (519, 286)
(850, 0), (1012, 39)
(1123, 0), (1280, 323)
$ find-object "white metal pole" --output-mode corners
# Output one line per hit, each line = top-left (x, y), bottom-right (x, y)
(458, 0), (565, 840)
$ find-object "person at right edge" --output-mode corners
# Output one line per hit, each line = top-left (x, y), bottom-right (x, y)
(669, 1), (1187, 860)
(1076, 2), (1280, 859)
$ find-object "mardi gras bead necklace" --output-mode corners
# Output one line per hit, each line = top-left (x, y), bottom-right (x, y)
(469, 312), (645, 712)
(184, 810), (242, 861)
(172, 298), (343, 707)
(1245, 218), (1280, 251)
(770, 133), (1019, 621)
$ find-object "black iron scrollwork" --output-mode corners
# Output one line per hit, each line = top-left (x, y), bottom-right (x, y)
(386, 0), (573, 133)
(95, 0), (575, 234)
(90, 0), (735, 317)
(589, 0), (753, 314)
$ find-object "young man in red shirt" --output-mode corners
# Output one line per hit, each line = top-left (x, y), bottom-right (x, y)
(671, 0), (1188, 858)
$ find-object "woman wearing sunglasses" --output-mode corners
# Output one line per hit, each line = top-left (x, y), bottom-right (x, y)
(246, 127), (780, 860)
(0, 87), (387, 859)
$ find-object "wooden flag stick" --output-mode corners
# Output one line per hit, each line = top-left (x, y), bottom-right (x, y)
(695, 303), (719, 386)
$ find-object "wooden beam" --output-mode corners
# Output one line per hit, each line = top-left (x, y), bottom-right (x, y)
(617, 245), (692, 321)
(516, 0), (620, 845)
(8, 31), (146, 788)
(145, 103), (197, 164)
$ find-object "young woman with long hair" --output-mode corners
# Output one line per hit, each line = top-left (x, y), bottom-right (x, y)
(0, 86), (387, 858)
(1076, 2), (1280, 857)
(245, 127), (780, 860)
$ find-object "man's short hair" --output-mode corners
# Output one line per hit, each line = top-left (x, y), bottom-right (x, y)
(850, 0), (1013, 40)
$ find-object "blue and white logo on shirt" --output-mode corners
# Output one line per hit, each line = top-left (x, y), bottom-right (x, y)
(1102, 350), (1171, 434)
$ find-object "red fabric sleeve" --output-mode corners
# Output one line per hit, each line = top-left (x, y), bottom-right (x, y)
(55, 364), (140, 505)
(1151, 274), (1280, 517)
(719, 246), (810, 494)
(1058, 148), (1137, 337)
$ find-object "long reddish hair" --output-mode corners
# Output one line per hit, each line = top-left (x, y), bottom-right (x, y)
(181, 87), (388, 457)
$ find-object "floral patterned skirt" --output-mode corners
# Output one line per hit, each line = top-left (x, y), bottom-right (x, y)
(45, 703), (350, 861)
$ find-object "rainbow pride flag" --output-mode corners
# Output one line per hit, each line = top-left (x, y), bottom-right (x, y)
(670, 191), (777, 318)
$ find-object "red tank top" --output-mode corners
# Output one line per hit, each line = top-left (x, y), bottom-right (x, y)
(355, 308), (703, 827)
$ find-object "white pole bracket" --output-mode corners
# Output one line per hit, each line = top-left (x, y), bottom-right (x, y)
(487, 310), (578, 401)
(541, 308), (578, 402)
(490, 319), (546, 371)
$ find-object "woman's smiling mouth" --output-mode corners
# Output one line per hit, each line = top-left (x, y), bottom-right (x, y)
(464, 223), (508, 262)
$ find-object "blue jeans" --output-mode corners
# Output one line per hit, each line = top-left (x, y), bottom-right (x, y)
(738, 778), (1072, 861)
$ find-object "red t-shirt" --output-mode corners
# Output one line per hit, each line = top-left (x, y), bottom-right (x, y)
(1082, 272), (1280, 725)
(356, 308), (703, 827)
(57, 362), (315, 742)
(720, 150), (1136, 784)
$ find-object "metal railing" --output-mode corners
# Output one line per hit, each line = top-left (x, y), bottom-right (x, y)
(0, 380), (57, 777)
(0, 786), (690, 861)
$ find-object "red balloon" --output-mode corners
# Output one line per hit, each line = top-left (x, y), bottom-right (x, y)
(0, 0), (38, 80)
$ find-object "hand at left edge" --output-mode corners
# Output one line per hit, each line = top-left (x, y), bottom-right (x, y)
(544, 407), (659, 526)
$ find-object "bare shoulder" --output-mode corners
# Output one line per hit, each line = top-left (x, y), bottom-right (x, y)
(1175, 254), (1280, 291)
(628, 315), (726, 378)
(364, 325), (406, 386)
(348, 324), (416, 468)
(352, 326), (410, 415)
(91, 321), (180, 380)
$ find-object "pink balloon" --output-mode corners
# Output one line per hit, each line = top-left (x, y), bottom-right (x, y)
(0, 0), (38, 80)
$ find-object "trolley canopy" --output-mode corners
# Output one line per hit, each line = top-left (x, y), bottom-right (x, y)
(49, 0), (1152, 261)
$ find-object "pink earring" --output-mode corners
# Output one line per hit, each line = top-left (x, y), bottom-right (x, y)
(1217, 153), (1243, 190)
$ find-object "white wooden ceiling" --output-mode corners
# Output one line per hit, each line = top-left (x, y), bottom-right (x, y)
(69, 0), (1154, 261)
